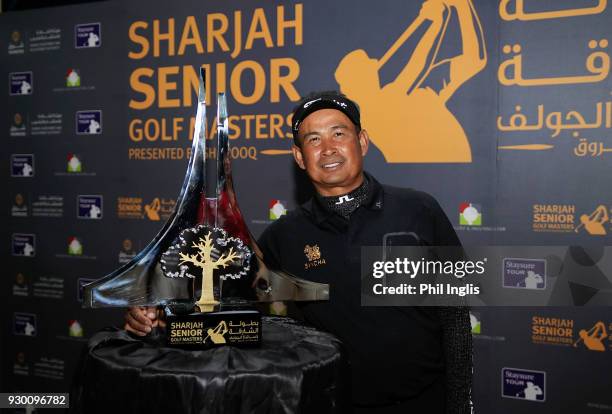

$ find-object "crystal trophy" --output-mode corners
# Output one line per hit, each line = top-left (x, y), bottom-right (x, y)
(82, 68), (329, 348)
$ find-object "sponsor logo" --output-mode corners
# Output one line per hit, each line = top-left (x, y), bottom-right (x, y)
(66, 68), (80, 87)
(269, 199), (287, 220)
(8, 30), (25, 54)
(77, 195), (103, 219)
(12, 193), (29, 217)
(304, 244), (326, 270)
(13, 272), (29, 297)
(10, 112), (27, 136)
(67, 153), (82, 172)
(10, 154), (34, 177)
(503, 258), (546, 290)
(33, 356), (64, 380)
(13, 312), (37, 337)
(459, 202), (482, 226)
(9, 71), (33, 95)
(76, 110), (102, 134)
(77, 278), (96, 302)
(119, 238), (137, 264)
(67, 236), (83, 255)
(31, 195), (64, 217)
(75, 23), (101, 48)
(470, 311), (481, 334)
(28, 28), (61, 52)
(502, 367), (545, 402)
(68, 320), (84, 337)
(12, 233), (35, 257)
(31, 112), (62, 135)
(14, 352), (29, 376)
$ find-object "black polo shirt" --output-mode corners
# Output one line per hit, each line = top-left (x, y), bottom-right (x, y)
(257, 174), (461, 407)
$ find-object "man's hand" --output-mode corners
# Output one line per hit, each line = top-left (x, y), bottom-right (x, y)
(124, 306), (158, 336)
(419, 0), (447, 22)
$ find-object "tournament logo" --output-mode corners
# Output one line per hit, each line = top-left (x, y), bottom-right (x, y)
(13, 312), (37, 337)
(574, 321), (608, 352)
(334, 1), (486, 163)
(76, 110), (102, 134)
(9, 72), (33, 95)
(575, 205), (610, 236)
(67, 236), (83, 255)
(144, 197), (175, 221)
(269, 199), (287, 220)
(532, 204), (576, 233)
(10, 154), (34, 177)
(77, 195), (103, 219)
(12, 193), (28, 217)
(503, 258), (546, 290)
(68, 320), (84, 337)
(77, 278), (96, 302)
(117, 197), (143, 219)
(459, 202), (482, 226)
(75, 23), (101, 48)
(67, 153), (82, 172)
(66, 68), (81, 87)
(144, 197), (161, 220)
(502, 367), (545, 402)
(12, 233), (35, 257)
(531, 316), (574, 346)
(470, 311), (481, 334)
(10, 112), (27, 136)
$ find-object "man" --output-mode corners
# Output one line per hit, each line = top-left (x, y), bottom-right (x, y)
(126, 91), (472, 413)
(258, 91), (472, 413)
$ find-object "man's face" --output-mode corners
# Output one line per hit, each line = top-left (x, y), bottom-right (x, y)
(292, 108), (369, 196)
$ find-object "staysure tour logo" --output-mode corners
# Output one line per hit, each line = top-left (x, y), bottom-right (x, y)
(502, 367), (545, 402)
(75, 23), (101, 48)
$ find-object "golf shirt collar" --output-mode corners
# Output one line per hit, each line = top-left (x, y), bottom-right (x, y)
(302, 171), (384, 225)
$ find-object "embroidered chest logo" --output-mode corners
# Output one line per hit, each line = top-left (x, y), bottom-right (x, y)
(304, 244), (326, 269)
(335, 195), (355, 205)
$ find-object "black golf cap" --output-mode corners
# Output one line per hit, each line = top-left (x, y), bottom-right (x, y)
(291, 92), (361, 139)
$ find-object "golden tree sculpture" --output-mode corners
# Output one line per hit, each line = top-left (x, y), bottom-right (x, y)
(178, 231), (239, 308)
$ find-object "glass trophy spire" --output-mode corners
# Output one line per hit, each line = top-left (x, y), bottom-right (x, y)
(83, 68), (329, 308)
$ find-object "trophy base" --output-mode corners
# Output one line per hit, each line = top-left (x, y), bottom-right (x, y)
(164, 299), (261, 349)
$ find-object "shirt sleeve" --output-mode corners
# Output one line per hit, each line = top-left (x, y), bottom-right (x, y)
(424, 194), (473, 413)
(438, 306), (473, 414)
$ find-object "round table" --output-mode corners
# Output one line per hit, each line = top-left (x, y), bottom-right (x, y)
(71, 317), (348, 414)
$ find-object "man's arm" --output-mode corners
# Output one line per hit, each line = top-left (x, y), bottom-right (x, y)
(426, 194), (473, 413)
(438, 307), (473, 414)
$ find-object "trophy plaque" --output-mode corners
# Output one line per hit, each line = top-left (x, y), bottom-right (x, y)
(82, 68), (329, 348)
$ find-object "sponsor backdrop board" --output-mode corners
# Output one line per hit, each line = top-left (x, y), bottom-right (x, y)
(2, 1), (611, 412)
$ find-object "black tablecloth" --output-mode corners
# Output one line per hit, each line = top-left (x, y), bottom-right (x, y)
(71, 317), (348, 414)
